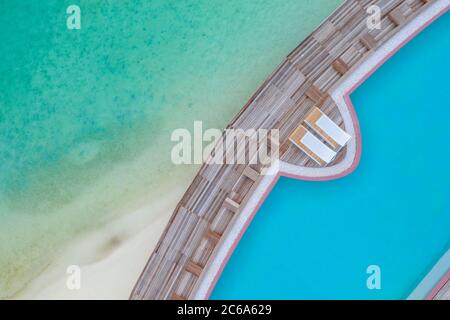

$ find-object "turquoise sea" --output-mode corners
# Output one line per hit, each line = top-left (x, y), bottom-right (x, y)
(211, 10), (450, 299)
(0, 1), (342, 298)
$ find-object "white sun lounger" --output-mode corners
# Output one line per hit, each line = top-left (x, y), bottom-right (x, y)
(305, 107), (351, 150)
(289, 125), (337, 166)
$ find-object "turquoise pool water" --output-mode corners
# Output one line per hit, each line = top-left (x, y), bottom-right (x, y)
(211, 11), (450, 299)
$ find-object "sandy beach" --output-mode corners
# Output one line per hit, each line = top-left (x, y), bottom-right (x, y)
(18, 180), (186, 299)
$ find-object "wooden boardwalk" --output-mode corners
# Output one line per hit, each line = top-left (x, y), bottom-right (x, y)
(432, 279), (450, 300)
(130, 0), (437, 300)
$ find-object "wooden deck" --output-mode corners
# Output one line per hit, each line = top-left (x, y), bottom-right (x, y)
(432, 279), (450, 300)
(130, 0), (438, 300)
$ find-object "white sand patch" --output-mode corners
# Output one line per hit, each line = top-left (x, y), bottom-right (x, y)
(17, 184), (184, 300)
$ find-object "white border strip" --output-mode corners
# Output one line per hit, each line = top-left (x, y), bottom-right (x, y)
(408, 249), (450, 300)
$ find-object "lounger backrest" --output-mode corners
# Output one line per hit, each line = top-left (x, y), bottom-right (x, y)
(305, 107), (351, 149)
(301, 131), (337, 164)
(289, 125), (337, 166)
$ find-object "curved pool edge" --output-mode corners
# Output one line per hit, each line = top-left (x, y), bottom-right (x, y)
(195, 0), (450, 300)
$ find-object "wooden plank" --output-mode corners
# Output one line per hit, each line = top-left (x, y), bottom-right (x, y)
(185, 261), (203, 277)
(332, 58), (350, 75)
(305, 85), (325, 104)
(360, 32), (378, 50)
(205, 229), (221, 244)
(312, 21), (337, 43)
(242, 166), (260, 181)
(388, 7), (407, 26)
(223, 197), (240, 213)
(171, 292), (187, 300)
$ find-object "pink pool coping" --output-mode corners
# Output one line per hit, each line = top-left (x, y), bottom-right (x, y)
(201, 3), (450, 300)
(425, 270), (450, 300)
